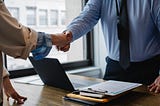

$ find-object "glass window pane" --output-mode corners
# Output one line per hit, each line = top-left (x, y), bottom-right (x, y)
(60, 10), (66, 25)
(5, 0), (86, 71)
(50, 10), (58, 25)
(39, 9), (48, 25)
(8, 7), (19, 20)
(26, 7), (36, 25)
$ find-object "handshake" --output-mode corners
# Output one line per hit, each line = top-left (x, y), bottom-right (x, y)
(51, 31), (72, 52)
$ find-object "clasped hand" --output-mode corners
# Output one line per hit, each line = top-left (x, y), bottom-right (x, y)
(51, 31), (72, 52)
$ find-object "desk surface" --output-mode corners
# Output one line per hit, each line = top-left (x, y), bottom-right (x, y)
(3, 75), (160, 106)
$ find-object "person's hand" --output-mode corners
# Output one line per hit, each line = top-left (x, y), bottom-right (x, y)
(52, 31), (72, 52)
(51, 31), (72, 49)
(148, 76), (160, 93)
(57, 44), (70, 52)
(58, 31), (72, 52)
(3, 76), (27, 104)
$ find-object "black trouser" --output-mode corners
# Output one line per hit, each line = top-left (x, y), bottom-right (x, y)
(103, 55), (160, 85)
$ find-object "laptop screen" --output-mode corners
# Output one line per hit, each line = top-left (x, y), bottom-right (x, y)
(29, 57), (75, 91)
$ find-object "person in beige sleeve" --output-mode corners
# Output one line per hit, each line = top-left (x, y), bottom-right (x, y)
(0, 0), (71, 105)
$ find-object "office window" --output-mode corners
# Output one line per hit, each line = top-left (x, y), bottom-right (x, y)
(8, 7), (19, 20)
(5, 0), (93, 78)
(26, 7), (36, 25)
(60, 10), (66, 25)
(50, 10), (58, 25)
(39, 9), (48, 25)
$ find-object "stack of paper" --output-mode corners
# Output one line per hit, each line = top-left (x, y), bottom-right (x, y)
(65, 80), (142, 104)
(79, 80), (142, 97)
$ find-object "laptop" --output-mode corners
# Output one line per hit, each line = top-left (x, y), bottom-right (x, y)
(28, 56), (99, 91)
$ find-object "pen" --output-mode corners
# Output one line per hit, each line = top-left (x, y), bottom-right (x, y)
(73, 88), (108, 95)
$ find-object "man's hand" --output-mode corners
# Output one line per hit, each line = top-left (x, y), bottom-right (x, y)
(58, 44), (70, 52)
(51, 31), (72, 52)
(3, 76), (27, 104)
(148, 76), (160, 93)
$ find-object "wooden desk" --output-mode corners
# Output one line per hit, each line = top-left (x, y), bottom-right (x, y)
(3, 75), (160, 106)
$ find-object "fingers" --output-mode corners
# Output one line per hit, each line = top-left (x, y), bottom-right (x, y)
(51, 31), (72, 52)
(56, 46), (60, 51)
(52, 31), (72, 50)
(148, 76), (160, 93)
(155, 86), (160, 93)
(51, 32), (72, 46)
(148, 83), (157, 92)
(60, 44), (70, 52)
(16, 95), (27, 104)
(56, 44), (70, 52)
(14, 96), (27, 104)
(148, 82), (154, 89)
(148, 85), (160, 93)
(9, 92), (27, 104)
(6, 93), (10, 101)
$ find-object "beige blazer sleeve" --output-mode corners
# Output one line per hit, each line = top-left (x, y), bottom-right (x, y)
(0, 2), (38, 59)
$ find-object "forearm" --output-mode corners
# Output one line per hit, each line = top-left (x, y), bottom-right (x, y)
(66, 0), (101, 41)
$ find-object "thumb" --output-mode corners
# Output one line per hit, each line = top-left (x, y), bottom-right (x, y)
(65, 31), (73, 43)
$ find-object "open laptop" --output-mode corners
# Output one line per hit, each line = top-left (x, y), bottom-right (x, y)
(28, 56), (99, 91)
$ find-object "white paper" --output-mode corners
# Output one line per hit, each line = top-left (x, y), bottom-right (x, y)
(14, 75), (44, 86)
(81, 80), (142, 96)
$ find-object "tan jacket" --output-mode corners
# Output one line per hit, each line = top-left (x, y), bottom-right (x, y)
(0, 2), (38, 102)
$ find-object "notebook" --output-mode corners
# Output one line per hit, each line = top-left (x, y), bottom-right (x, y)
(28, 56), (99, 91)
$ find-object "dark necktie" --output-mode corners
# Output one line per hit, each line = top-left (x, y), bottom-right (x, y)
(116, 0), (130, 69)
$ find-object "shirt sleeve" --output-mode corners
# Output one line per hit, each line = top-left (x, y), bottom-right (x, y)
(152, 0), (160, 31)
(66, 0), (102, 41)
(31, 32), (52, 60)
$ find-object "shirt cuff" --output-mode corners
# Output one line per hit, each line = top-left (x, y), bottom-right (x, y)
(31, 32), (52, 60)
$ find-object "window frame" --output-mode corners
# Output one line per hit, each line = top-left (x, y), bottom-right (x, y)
(5, 0), (94, 78)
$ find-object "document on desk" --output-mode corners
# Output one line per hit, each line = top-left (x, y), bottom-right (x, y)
(14, 75), (44, 86)
(80, 80), (142, 96)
